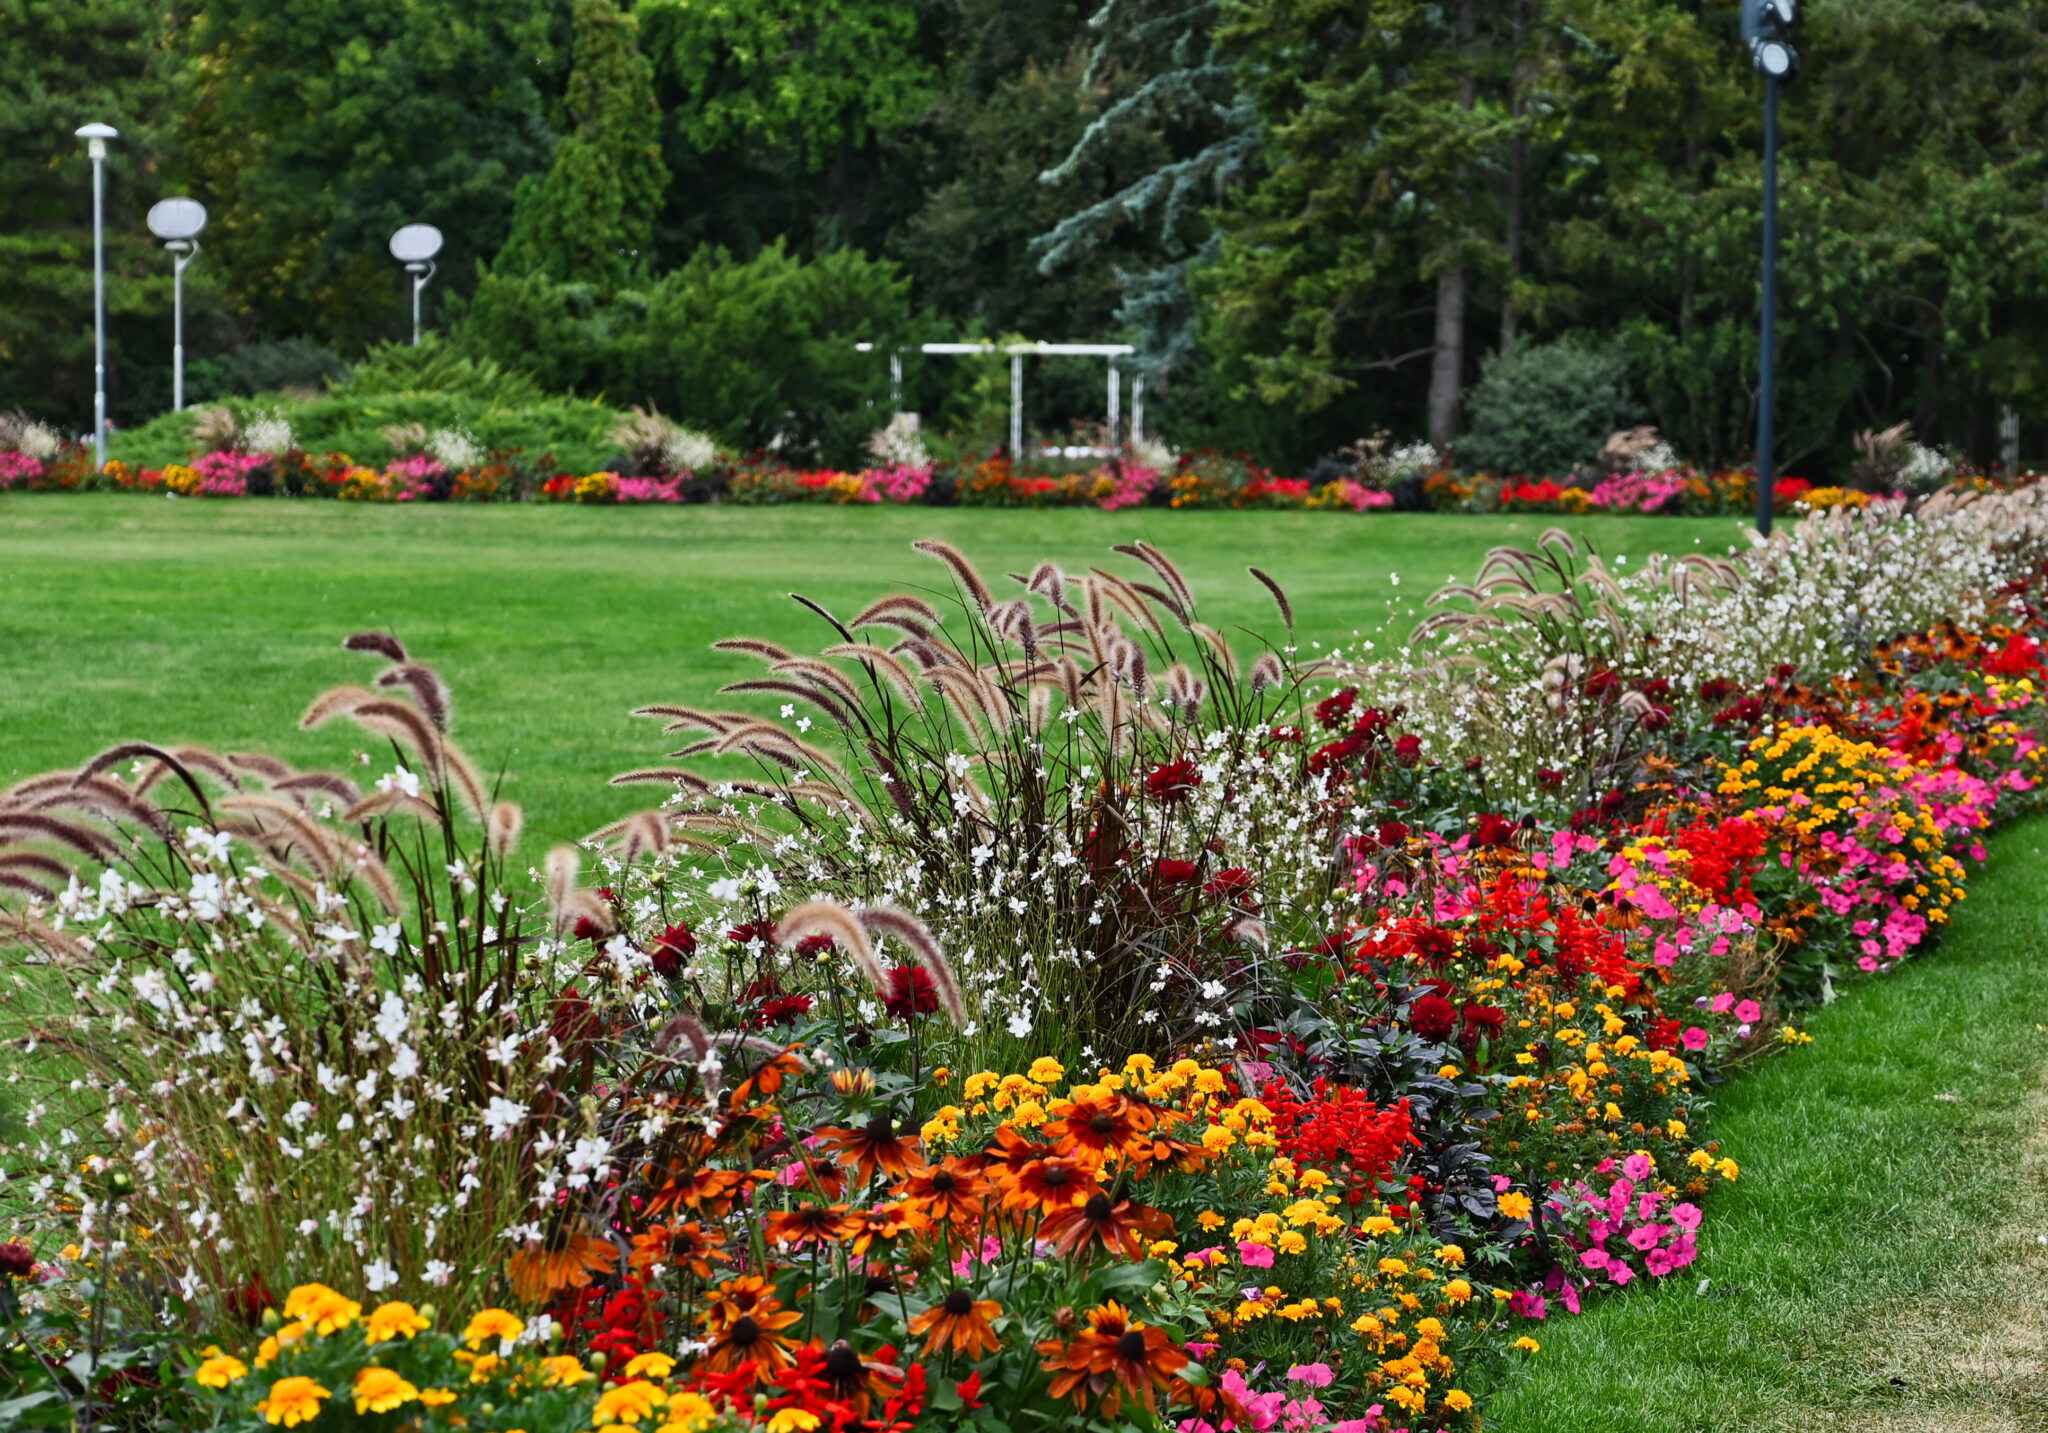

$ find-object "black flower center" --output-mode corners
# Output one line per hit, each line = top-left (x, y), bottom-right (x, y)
(943, 1288), (975, 1317)
(824, 1341), (863, 1380)
(1116, 1329), (1148, 1363)
(1089, 1113), (1118, 1133)
(931, 1170), (958, 1193)
(729, 1316), (761, 1348)
(1083, 1193), (1114, 1222)
(865, 1112), (897, 1143)
(1041, 1166), (1072, 1188)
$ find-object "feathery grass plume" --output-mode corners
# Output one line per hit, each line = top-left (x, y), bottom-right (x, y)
(217, 793), (344, 873)
(771, 657), (868, 712)
(1248, 651), (1285, 694)
(344, 788), (445, 827)
(775, 900), (885, 994)
(721, 676), (855, 727)
(343, 631), (409, 663)
(1225, 917), (1268, 949)
(590, 810), (672, 863)
(0, 852), (69, 899)
(38, 775), (175, 839)
(1247, 566), (1294, 630)
(0, 811), (124, 865)
(912, 538), (993, 613)
(790, 592), (855, 642)
(376, 664), (453, 732)
(850, 593), (946, 635)
(226, 752), (295, 783)
(545, 845), (581, 921)
(859, 905), (965, 1028)
(487, 800), (523, 857)
(821, 642), (927, 709)
(1024, 561), (1077, 617)
(272, 771), (365, 808)
(74, 741), (214, 812)
(713, 638), (795, 664)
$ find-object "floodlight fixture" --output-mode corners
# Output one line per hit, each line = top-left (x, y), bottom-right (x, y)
(147, 198), (210, 411)
(389, 224), (444, 345)
(76, 124), (119, 466)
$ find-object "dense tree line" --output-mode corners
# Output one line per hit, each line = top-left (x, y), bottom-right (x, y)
(4, 0), (2045, 473)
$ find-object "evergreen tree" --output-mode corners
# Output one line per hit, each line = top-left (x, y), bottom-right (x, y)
(496, 0), (669, 288)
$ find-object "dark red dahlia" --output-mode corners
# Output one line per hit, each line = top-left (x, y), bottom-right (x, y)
(650, 923), (696, 977)
(1409, 994), (1459, 1043)
(1145, 758), (1203, 803)
(882, 964), (938, 1021)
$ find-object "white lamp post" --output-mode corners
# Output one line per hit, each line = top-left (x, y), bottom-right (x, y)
(147, 198), (208, 412)
(76, 123), (118, 467)
(389, 224), (444, 345)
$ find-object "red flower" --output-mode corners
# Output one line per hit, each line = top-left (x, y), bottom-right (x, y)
(955, 1371), (983, 1410)
(727, 919), (779, 948)
(651, 923), (696, 977)
(0, 1243), (38, 1280)
(1145, 759), (1203, 803)
(1472, 813), (1516, 847)
(1151, 858), (1200, 888)
(1315, 689), (1357, 729)
(1376, 819), (1411, 848)
(1456, 1003), (1506, 1050)
(795, 933), (838, 959)
(1392, 733), (1423, 767)
(1536, 768), (1565, 789)
(882, 964), (938, 1021)
(759, 994), (814, 1026)
(1202, 867), (1256, 904)
(1409, 994), (1458, 1042)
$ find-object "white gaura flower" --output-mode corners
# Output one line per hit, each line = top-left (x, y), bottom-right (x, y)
(364, 1259), (399, 1292)
(374, 768), (422, 799)
(183, 826), (232, 864)
(187, 874), (225, 922)
(370, 924), (404, 958)
(423, 1259), (454, 1287)
(388, 1045), (419, 1081)
(1006, 1011), (1033, 1039)
(482, 1097), (528, 1141)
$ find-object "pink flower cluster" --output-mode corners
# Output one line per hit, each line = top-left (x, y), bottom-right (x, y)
(1179, 1361), (1383, 1432)
(1586, 468), (1692, 512)
(1518, 1155), (1703, 1317)
(1098, 463), (1162, 511)
(618, 476), (685, 503)
(860, 463), (934, 503)
(191, 448), (271, 497)
(0, 452), (45, 488)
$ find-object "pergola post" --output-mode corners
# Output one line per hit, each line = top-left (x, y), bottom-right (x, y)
(1107, 364), (1120, 447)
(1010, 352), (1024, 458)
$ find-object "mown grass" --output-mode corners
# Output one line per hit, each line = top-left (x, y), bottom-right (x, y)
(1493, 813), (2048, 1433)
(0, 496), (1737, 843)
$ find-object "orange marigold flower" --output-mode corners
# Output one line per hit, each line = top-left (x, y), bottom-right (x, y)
(908, 1288), (1003, 1359)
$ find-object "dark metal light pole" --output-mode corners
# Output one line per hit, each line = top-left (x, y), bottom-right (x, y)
(1745, 1), (1799, 535)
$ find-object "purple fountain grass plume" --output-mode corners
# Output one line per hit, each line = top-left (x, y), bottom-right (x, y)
(225, 752), (294, 783)
(713, 637), (796, 664)
(34, 777), (172, 840)
(0, 910), (92, 966)
(343, 842), (402, 915)
(376, 664), (453, 732)
(912, 538), (993, 613)
(775, 900), (886, 995)
(1121, 541), (1196, 615)
(860, 905), (966, 1029)
(1024, 561), (1078, 617)
(343, 788), (444, 827)
(0, 852), (70, 900)
(588, 810), (669, 863)
(721, 676), (854, 727)
(218, 793), (343, 873)
(822, 642), (927, 709)
(770, 657), (867, 711)
(653, 1009), (711, 1061)
(544, 845), (580, 923)
(343, 631), (408, 663)
(850, 593), (946, 637)
(73, 742), (213, 812)
(271, 772), (366, 809)
(634, 705), (748, 736)
(1248, 652), (1285, 695)
(1192, 623), (1240, 679)
(790, 593), (855, 643)
(1248, 567), (1294, 630)
(487, 801), (523, 857)
(1088, 568), (1165, 638)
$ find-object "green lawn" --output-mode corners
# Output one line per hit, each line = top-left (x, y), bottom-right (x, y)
(1493, 813), (2048, 1433)
(0, 495), (1738, 844)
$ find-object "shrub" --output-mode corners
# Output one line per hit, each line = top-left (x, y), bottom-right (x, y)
(1455, 338), (1645, 478)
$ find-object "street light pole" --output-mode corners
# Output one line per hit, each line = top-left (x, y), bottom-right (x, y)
(1756, 73), (1779, 536)
(1744, 0), (1798, 536)
(76, 123), (118, 468)
(169, 241), (197, 410)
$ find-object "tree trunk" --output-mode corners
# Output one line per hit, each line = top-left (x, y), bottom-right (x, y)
(1429, 266), (1468, 450)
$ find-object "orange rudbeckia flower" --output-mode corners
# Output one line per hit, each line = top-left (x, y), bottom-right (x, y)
(908, 1289), (1003, 1359)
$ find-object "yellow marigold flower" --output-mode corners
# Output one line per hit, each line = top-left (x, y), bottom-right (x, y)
(418, 1389), (458, 1408)
(1197, 1210), (1226, 1231)
(1361, 1214), (1399, 1236)
(467, 1353), (502, 1384)
(1444, 1389), (1474, 1412)
(1122, 1053), (1157, 1078)
(281, 1284), (360, 1336)
(1298, 1168), (1330, 1192)
(1415, 1317), (1445, 1339)
(194, 1347), (248, 1388)
(1514, 1336), (1541, 1353)
(1438, 1064), (1461, 1079)
(623, 1352), (675, 1380)
(364, 1301), (431, 1344)
(1027, 1056), (1065, 1086)
(352, 1367), (418, 1415)
(1148, 1239), (1179, 1258)
(1193, 1068), (1228, 1094)
(593, 1380), (666, 1426)
(1201, 1124), (1236, 1153)
(538, 1355), (592, 1387)
(1716, 1158), (1740, 1181)
(1444, 1279), (1472, 1304)
(1283, 1199), (1326, 1227)
(1277, 1231), (1308, 1255)
(1007, 1100), (1046, 1127)
(659, 1391), (720, 1433)
(461, 1309), (525, 1351)
(1666, 1119), (1688, 1140)
(1378, 1258), (1409, 1277)
(1688, 1149), (1714, 1170)
(1352, 1314), (1383, 1336)
(963, 1071), (998, 1100)
(766, 1413), (820, 1433)
(1496, 1192), (1533, 1220)
(255, 1376), (330, 1427)
(1436, 1243), (1466, 1267)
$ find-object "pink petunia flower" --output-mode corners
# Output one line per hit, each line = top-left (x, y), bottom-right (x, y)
(1682, 1026), (1710, 1051)
(1286, 1363), (1334, 1388)
(1238, 1240), (1276, 1269)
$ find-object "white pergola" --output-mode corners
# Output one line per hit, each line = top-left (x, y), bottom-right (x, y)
(857, 341), (1144, 457)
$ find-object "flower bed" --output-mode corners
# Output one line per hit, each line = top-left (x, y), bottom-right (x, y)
(2, 492), (2048, 1432)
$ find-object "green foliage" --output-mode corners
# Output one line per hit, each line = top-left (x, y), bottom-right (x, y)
(461, 240), (910, 465)
(1454, 337), (1641, 476)
(496, 0), (668, 289)
(108, 388), (622, 472)
(339, 336), (548, 406)
(638, 0), (934, 168)
(174, 0), (566, 344)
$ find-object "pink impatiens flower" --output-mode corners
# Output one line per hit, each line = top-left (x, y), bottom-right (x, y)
(1734, 999), (1763, 1023)
(1682, 1026), (1710, 1051)
(1237, 1240), (1276, 1269)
